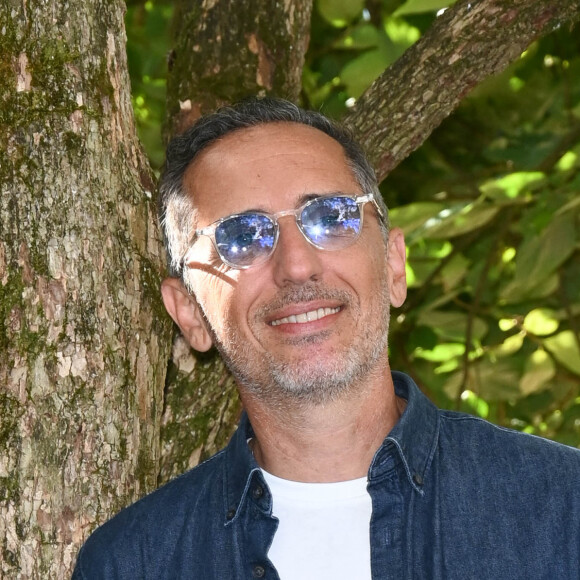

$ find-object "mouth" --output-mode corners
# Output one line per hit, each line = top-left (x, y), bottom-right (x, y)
(270, 306), (341, 327)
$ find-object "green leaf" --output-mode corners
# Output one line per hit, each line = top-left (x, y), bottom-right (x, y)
(414, 342), (465, 362)
(423, 203), (500, 239)
(317, 0), (364, 27)
(543, 331), (580, 376)
(416, 310), (488, 342)
(407, 325), (439, 351)
(522, 308), (559, 336)
(480, 171), (545, 200)
(394, 0), (457, 16)
(340, 48), (393, 97)
(444, 360), (521, 401)
(500, 212), (576, 303)
(389, 202), (445, 235)
(460, 390), (489, 418)
(333, 24), (381, 50)
(519, 349), (556, 396)
(490, 332), (525, 358)
(439, 253), (469, 291)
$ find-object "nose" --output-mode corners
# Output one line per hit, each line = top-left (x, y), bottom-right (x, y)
(271, 217), (324, 286)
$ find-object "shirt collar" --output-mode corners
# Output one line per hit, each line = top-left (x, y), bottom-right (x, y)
(222, 412), (265, 525)
(369, 371), (439, 494)
(222, 371), (440, 520)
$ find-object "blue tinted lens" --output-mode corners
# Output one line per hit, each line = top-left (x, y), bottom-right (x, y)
(300, 196), (361, 249)
(215, 213), (276, 267)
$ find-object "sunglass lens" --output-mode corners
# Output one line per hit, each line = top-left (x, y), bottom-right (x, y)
(215, 214), (276, 267)
(301, 196), (361, 249)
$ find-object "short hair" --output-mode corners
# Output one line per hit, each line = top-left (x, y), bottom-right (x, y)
(158, 97), (388, 278)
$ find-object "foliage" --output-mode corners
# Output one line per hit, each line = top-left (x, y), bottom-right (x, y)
(386, 28), (580, 447)
(125, 0), (580, 447)
(125, 0), (173, 170)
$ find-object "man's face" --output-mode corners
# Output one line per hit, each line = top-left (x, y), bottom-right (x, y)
(173, 122), (406, 406)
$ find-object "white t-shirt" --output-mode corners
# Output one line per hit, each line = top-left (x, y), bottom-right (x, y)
(261, 469), (373, 580)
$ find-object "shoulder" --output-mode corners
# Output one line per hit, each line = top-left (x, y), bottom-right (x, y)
(438, 409), (580, 476)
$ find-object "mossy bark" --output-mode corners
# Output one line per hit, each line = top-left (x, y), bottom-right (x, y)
(158, 0), (313, 484)
(0, 0), (172, 576)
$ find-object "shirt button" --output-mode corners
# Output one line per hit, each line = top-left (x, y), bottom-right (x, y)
(252, 485), (264, 499)
(252, 564), (266, 578)
(226, 508), (236, 520)
(413, 473), (424, 486)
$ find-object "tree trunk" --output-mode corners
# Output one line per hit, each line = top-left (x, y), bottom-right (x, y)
(166, 0), (313, 136)
(345, 0), (580, 180)
(0, 0), (171, 576)
(159, 0), (313, 484)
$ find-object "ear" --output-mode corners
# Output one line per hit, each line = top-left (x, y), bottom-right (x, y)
(386, 227), (407, 308)
(161, 278), (213, 352)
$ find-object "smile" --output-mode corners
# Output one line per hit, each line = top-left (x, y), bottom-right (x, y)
(270, 306), (340, 326)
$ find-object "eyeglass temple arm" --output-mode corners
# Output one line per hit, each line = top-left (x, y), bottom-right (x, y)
(358, 193), (386, 223)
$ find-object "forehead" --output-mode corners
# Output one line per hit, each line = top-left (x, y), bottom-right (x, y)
(183, 122), (360, 220)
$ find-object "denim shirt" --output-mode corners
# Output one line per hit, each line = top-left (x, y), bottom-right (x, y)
(73, 372), (580, 579)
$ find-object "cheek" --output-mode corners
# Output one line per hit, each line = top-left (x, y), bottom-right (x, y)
(185, 271), (238, 334)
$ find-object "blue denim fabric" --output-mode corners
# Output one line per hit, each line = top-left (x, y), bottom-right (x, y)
(73, 372), (580, 579)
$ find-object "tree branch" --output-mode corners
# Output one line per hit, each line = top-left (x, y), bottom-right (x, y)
(345, 0), (580, 181)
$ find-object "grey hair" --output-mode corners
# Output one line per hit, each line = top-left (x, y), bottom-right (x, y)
(158, 97), (389, 278)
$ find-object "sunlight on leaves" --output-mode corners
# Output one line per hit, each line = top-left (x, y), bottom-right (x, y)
(498, 318), (518, 332)
(480, 171), (544, 199)
(414, 342), (465, 362)
(405, 261), (417, 287)
(523, 309), (559, 336)
(333, 23), (381, 50)
(460, 390), (489, 418)
(543, 331), (580, 376)
(519, 349), (556, 396)
(384, 18), (421, 46)
(424, 204), (499, 239)
(318, 0), (364, 27)
(500, 213), (576, 303)
(501, 247), (516, 264)
(556, 151), (577, 171)
(394, 0), (457, 16)
(444, 361), (521, 401)
(390, 202), (446, 236)
(491, 332), (525, 358)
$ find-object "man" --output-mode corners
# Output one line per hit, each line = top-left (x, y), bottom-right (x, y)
(74, 98), (580, 579)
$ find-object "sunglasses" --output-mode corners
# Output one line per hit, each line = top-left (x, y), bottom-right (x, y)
(183, 193), (385, 270)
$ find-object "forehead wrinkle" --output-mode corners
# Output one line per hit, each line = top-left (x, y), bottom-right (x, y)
(191, 124), (350, 175)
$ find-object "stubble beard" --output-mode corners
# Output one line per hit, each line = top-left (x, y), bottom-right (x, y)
(206, 281), (392, 407)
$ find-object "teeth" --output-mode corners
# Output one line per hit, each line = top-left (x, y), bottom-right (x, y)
(270, 306), (340, 326)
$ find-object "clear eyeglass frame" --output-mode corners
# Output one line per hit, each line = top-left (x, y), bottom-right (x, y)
(182, 193), (385, 270)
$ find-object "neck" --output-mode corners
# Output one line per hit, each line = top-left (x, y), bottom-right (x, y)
(241, 366), (404, 483)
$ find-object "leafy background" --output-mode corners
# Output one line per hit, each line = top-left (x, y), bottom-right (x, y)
(125, 0), (580, 447)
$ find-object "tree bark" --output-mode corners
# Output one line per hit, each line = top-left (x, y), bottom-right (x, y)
(159, 0), (313, 484)
(166, 0), (314, 136)
(0, 0), (171, 576)
(344, 0), (580, 181)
